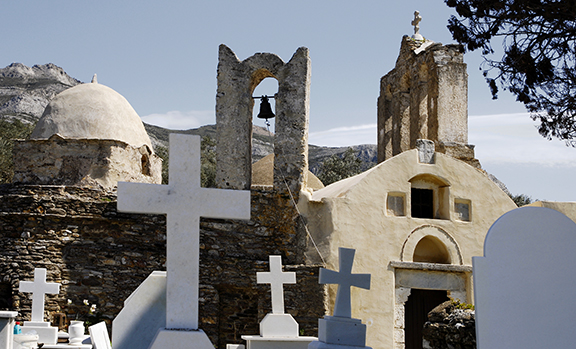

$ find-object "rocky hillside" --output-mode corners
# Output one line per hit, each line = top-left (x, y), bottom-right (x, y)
(0, 63), (376, 175)
(0, 63), (80, 124)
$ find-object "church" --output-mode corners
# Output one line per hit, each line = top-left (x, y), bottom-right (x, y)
(1, 25), (574, 349)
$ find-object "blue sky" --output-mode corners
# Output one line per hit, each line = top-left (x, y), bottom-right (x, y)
(1, 1), (574, 201)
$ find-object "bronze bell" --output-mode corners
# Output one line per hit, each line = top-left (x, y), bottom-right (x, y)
(257, 96), (275, 120)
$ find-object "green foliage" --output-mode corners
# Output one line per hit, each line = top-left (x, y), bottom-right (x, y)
(445, 0), (576, 144)
(155, 135), (216, 188)
(509, 193), (534, 207)
(317, 148), (363, 186)
(0, 119), (35, 184)
(452, 300), (474, 310)
(200, 135), (216, 188)
(155, 145), (170, 185)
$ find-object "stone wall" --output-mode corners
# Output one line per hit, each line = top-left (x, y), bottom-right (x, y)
(422, 301), (476, 349)
(13, 136), (162, 190)
(0, 184), (325, 348)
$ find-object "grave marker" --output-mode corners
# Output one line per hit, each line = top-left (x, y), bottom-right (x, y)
(18, 268), (60, 345)
(19, 268), (60, 322)
(309, 247), (371, 349)
(473, 207), (576, 348)
(257, 255), (296, 315)
(117, 134), (251, 348)
(242, 256), (317, 348)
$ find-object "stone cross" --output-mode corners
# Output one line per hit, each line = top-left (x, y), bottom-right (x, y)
(319, 248), (370, 318)
(411, 11), (422, 36)
(117, 134), (251, 330)
(19, 268), (60, 322)
(257, 256), (296, 314)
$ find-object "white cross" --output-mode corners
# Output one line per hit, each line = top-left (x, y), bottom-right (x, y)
(117, 134), (250, 330)
(319, 247), (370, 318)
(257, 256), (296, 314)
(19, 268), (60, 322)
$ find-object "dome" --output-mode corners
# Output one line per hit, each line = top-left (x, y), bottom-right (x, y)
(31, 82), (152, 149)
(252, 154), (324, 190)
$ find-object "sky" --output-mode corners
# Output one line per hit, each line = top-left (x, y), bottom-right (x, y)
(1, 1), (574, 202)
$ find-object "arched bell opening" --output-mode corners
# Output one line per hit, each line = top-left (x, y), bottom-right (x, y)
(250, 72), (279, 188)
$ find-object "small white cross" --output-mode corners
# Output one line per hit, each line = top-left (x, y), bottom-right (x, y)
(19, 268), (60, 322)
(257, 256), (296, 314)
(319, 248), (370, 318)
(411, 10), (422, 37)
(118, 134), (250, 330)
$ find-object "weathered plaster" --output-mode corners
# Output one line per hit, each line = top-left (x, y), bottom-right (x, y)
(299, 149), (517, 348)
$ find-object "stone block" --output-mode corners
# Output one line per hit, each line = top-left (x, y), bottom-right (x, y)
(260, 313), (299, 338)
(317, 316), (366, 347)
(148, 329), (213, 349)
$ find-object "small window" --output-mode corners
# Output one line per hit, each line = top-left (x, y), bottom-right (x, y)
(455, 199), (471, 222)
(411, 188), (433, 219)
(387, 193), (405, 216)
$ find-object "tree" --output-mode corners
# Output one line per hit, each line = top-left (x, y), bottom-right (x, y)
(445, 0), (576, 144)
(155, 135), (216, 187)
(317, 148), (363, 186)
(0, 119), (35, 184)
(509, 193), (534, 207)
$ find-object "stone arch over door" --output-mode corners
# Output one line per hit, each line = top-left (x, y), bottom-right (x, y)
(393, 226), (469, 348)
(400, 225), (462, 265)
(215, 44), (311, 194)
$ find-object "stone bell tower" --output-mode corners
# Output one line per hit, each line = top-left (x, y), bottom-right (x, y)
(377, 14), (479, 168)
(215, 44), (311, 194)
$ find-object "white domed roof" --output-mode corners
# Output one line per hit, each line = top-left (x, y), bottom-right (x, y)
(31, 82), (152, 148)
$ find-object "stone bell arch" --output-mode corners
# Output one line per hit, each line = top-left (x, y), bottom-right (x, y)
(215, 44), (311, 194)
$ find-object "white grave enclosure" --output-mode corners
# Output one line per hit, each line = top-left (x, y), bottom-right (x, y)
(0, 311), (18, 349)
(116, 134), (251, 349)
(473, 207), (576, 349)
(19, 268), (60, 345)
(242, 255), (316, 349)
(309, 248), (371, 349)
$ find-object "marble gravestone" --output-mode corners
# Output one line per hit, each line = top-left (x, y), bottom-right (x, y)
(242, 256), (316, 349)
(473, 207), (576, 349)
(88, 322), (111, 349)
(116, 134), (251, 349)
(309, 248), (371, 349)
(19, 268), (60, 345)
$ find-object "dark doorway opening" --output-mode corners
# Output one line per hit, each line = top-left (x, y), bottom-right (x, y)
(405, 288), (449, 349)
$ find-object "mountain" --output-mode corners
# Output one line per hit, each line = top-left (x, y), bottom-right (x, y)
(0, 63), (375, 175)
(0, 63), (81, 124)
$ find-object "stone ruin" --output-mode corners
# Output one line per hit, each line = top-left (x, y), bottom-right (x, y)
(12, 80), (162, 190)
(216, 44), (311, 193)
(377, 36), (480, 168)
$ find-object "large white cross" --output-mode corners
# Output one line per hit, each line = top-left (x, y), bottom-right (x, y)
(117, 134), (251, 330)
(19, 268), (60, 322)
(319, 247), (370, 318)
(257, 255), (296, 315)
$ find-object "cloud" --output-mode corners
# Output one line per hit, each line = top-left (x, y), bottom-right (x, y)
(469, 113), (575, 167)
(308, 124), (377, 147)
(140, 110), (215, 130)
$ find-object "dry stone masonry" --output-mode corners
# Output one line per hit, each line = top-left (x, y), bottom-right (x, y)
(216, 45), (311, 194)
(377, 36), (479, 168)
